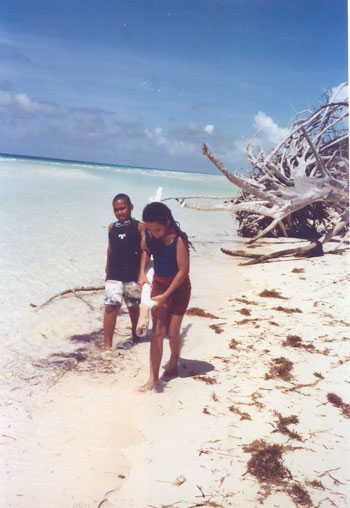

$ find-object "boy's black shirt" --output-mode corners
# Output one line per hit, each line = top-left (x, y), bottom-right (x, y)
(107, 219), (141, 282)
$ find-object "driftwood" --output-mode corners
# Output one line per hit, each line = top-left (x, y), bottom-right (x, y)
(164, 84), (349, 262)
(30, 286), (104, 308)
(221, 241), (324, 266)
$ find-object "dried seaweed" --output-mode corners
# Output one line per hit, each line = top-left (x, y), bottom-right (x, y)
(259, 289), (287, 299)
(236, 318), (256, 325)
(273, 306), (303, 314)
(265, 357), (294, 382)
(292, 268), (305, 273)
(235, 297), (258, 305)
(229, 338), (239, 349)
(243, 440), (291, 485)
(327, 393), (350, 418)
(283, 335), (315, 351)
(273, 412), (302, 441)
(238, 308), (251, 316)
(287, 483), (313, 506)
(186, 307), (219, 319)
(229, 405), (251, 420)
(209, 323), (225, 334)
(243, 440), (315, 506)
(194, 375), (217, 385)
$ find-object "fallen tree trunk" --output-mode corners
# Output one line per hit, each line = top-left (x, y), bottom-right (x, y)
(221, 241), (324, 265)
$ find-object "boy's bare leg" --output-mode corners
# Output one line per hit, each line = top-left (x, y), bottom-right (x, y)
(103, 304), (120, 350)
(164, 314), (184, 377)
(127, 304), (140, 342)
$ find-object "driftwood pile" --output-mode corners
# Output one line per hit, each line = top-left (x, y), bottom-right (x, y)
(166, 84), (349, 263)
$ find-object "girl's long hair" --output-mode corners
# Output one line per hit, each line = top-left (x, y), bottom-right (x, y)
(142, 202), (192, 251)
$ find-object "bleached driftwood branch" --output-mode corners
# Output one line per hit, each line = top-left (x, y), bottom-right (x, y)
(165, 84), (349, 254)
(30, 286), (104, 308)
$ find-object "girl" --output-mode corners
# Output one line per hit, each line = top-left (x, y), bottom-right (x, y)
(138, 202), (191, 391)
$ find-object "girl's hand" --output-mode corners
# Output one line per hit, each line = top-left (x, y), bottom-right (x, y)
(138, 274), (150, 286)
(151, 293), (168, 307)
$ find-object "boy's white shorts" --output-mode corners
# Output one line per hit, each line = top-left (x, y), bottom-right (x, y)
(104, 280), (141, 307)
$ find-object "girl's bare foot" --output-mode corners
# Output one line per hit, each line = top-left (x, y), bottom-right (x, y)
(138, 379), (158, 392)
(163, 366), (178, 378)
(164, 359), (178, 378)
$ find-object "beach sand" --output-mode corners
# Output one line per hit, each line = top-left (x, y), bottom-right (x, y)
(1, 238), (349, 508)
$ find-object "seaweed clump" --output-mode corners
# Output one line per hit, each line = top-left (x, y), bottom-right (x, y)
(273, 306), (303, 314)
(209, 323), (225, 334)
(327, 392), (350, 418)
(287, 483), (313, 506)
(243, 440), (291, 485)
(259, 289), (287, 299)
(265, 357), (294, 382)
(243, 440), (314, 506)
(283, 335), (315, 351)
(273, 412), (302, 441)
(194, 375), (217, 385)
(186, 307), (219, 319)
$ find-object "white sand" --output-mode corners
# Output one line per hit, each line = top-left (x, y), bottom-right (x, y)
(1, 238), (349, 508)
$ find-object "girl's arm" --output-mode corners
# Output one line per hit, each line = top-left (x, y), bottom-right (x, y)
(152, 237), (189, 305)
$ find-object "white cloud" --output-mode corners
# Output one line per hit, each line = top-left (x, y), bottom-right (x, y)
(204, 124), (214, 134)
(254, 111), (289, 144)
(0, 90), (59, 117)
(145, 127), (197, 155)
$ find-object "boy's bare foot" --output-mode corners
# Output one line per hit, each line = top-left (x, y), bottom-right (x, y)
(103, 344), (112, 352)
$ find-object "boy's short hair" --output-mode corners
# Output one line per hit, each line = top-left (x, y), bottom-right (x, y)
(112, 193), (132, 206)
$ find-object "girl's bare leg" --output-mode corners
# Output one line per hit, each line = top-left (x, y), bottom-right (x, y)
(164, 314), (184, 377)
(103, 304), (120, 350)
(139, 306), (167, 391)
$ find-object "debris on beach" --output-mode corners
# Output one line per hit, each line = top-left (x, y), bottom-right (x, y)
(272, 412), (302, 441)
(272, 305), (303, 314)
(238, 307), (251, 316)
(282, 335), (315, 351)
(265, 357), (294, 382)
(186, 307), (220, 319)
(30, 285), (104, 308)
(209, 323), (225, 334)
(259, 289), (287, 299)
(229, 404), (251, 420)
(243, 440), (314, 506)
(194, 375), (217, 384)
(327, 393), (350, 418)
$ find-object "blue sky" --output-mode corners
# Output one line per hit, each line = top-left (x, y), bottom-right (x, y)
(0, 0), (347, 173)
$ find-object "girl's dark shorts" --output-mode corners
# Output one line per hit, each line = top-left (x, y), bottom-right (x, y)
(151, 275), (191, 316)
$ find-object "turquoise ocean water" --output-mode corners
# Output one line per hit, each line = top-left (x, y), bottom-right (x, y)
(0, 154), (237, 375)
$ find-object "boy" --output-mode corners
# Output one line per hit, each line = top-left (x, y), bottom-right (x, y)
(103, 193), (145, 350)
